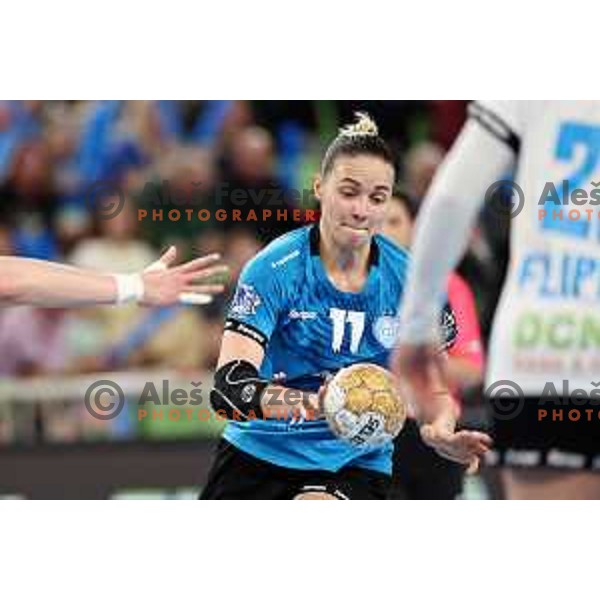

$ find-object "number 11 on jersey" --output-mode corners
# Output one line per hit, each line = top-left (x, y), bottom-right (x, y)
(329, 308), (365, 353)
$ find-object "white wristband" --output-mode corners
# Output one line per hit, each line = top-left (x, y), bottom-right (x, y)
(114, 274), (145, 304)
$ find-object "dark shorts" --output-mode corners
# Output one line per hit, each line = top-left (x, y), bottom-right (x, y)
(488, 395), (600, 471)
(199, 439), (391, 500)
(390, 419), (465, 500)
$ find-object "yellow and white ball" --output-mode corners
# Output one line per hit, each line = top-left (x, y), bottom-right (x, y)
(323, 363), (407, 447)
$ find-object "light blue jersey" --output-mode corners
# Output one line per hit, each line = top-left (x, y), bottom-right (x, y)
(222, 224), (410, 475)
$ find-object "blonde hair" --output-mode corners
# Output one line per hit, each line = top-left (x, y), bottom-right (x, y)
(338, 112), (379, 138)
(320, 111), (393, 176)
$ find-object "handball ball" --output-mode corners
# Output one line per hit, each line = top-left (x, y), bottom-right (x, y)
(323, 363), (407, 447)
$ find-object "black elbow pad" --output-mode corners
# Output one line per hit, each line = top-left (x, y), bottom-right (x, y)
(210, 360), (268, 420)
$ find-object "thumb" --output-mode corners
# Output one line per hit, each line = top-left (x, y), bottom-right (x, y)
(146, 245), (177, 272)
(419, 424), (437, 444)
(420, 422), (450, 446)
(158, 245), (177, 267)
(466, 457), (480, 476)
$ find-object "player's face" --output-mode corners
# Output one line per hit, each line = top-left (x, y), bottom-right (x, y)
(315, 155), (394, 250)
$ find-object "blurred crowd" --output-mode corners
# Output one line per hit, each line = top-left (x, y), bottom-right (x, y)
(0, 100), (508, 385)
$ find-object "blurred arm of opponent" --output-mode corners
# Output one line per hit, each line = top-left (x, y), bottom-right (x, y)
(0, 246), (227, 307)
(391, 110), (518, 470)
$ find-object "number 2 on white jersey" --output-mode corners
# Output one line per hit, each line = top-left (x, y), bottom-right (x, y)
(329, 308), (365, 353)
(541, 121), (600, 239)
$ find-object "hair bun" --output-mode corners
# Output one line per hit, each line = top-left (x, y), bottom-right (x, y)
(338, 112), (379, 138)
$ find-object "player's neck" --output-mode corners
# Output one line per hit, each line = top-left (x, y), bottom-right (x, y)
(318, 224), (370, 293)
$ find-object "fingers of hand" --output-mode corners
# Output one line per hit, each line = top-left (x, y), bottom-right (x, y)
(183, 265), (229, 284)
(176, 253), (223, 274)
(455, 430), (493, 455)
(421, 425), (490, 466)
(178, 292), (214, 305)
(183, 284), (225, 295)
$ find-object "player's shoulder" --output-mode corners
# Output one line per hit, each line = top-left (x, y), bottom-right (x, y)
(242, 226), (310, 277)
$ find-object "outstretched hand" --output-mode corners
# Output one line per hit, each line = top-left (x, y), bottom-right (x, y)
(141, 246), (228, 306)
(420, 421), (492, 474)
(391, 341), (492, 473)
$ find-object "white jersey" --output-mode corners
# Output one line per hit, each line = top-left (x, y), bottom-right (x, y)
(474, 101), (600, 394)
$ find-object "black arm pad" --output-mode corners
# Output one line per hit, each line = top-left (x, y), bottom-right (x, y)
(210, 359), (268, 420)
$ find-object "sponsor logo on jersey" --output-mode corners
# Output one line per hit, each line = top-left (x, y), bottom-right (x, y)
(271, 249), (300, 269)
(372, 315), (401, 349)
(230, 284), (261, 316)
(288, 309), (317, 320)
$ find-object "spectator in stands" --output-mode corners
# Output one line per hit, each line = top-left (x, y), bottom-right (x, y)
(223, 227), (263, 284)
(0, 307), (71, 376)
(45, 102), (83, 202)
(0, 141), (60, 260)
(70, 194), (155, 272)
(219, 126), (291, 241)
(138, 145), (218, 251)
(404, 140), (445, 201)
(212, 101), (254, 152)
